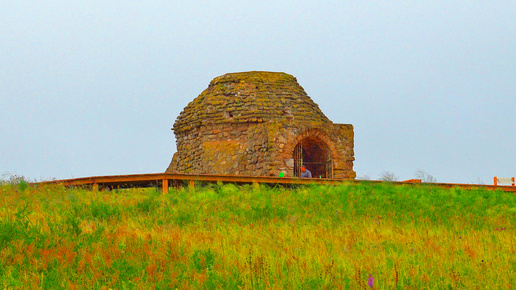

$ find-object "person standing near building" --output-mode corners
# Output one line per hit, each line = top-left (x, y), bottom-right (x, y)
(300, 166), (312, 178)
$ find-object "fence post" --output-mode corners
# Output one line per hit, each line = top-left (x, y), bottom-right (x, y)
(513, 177), (515, 186)
(494, 177), (498, 186)
(189, 180), (195, 190)
(162, 179), (169, 194)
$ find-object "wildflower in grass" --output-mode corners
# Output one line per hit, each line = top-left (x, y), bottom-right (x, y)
(368, 274), (374, 289)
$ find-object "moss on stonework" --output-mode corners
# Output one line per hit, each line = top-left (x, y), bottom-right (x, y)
(201, 141), (242, 174)
(167, 71), (356, 179)
(173, 71), (331, 133)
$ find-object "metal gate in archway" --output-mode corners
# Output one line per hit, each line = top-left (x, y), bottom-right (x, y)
(293, 139), (333, 178)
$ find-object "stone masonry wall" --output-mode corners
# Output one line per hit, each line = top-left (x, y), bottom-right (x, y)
(167, 120), (355, 179)
(167, 122), (271, 176)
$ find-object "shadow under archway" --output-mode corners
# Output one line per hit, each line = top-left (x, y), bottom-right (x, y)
(293, 137), (333, 178)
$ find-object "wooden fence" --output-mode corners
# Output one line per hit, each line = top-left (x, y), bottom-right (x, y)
(494, 177), (515, 186)
(35, 173), (516, 194)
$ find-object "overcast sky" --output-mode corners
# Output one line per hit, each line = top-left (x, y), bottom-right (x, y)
(1, 1), (514, 184)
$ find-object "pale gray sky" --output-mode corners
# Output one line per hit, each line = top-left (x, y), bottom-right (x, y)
(1, 1), (515, 183)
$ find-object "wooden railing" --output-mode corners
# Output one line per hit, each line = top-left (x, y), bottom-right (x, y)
(35, 173), (516, 194)
(494, 177), (515, 186)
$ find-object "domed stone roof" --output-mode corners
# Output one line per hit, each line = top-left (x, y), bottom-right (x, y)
(173, 71), (331, 133)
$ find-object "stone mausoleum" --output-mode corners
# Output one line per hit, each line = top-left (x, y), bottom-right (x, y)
(166, 71), (355, 179)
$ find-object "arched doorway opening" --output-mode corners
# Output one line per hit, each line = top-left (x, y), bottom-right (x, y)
(293, 137), (333, 178)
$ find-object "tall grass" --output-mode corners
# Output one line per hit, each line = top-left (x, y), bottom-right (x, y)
(0, 181), (514, 288)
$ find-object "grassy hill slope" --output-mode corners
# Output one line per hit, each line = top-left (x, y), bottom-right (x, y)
(0, 182), (514, 288)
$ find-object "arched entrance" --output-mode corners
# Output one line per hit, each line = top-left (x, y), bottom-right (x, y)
(293, 137), (333, 178)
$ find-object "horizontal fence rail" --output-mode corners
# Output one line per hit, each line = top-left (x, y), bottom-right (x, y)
(35, 173), (516, 194)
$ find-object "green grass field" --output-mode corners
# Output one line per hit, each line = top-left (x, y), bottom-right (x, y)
(0, 181), (515, 289)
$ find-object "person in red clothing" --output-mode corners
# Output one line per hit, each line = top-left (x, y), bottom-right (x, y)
(300, 166), (312, 178)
